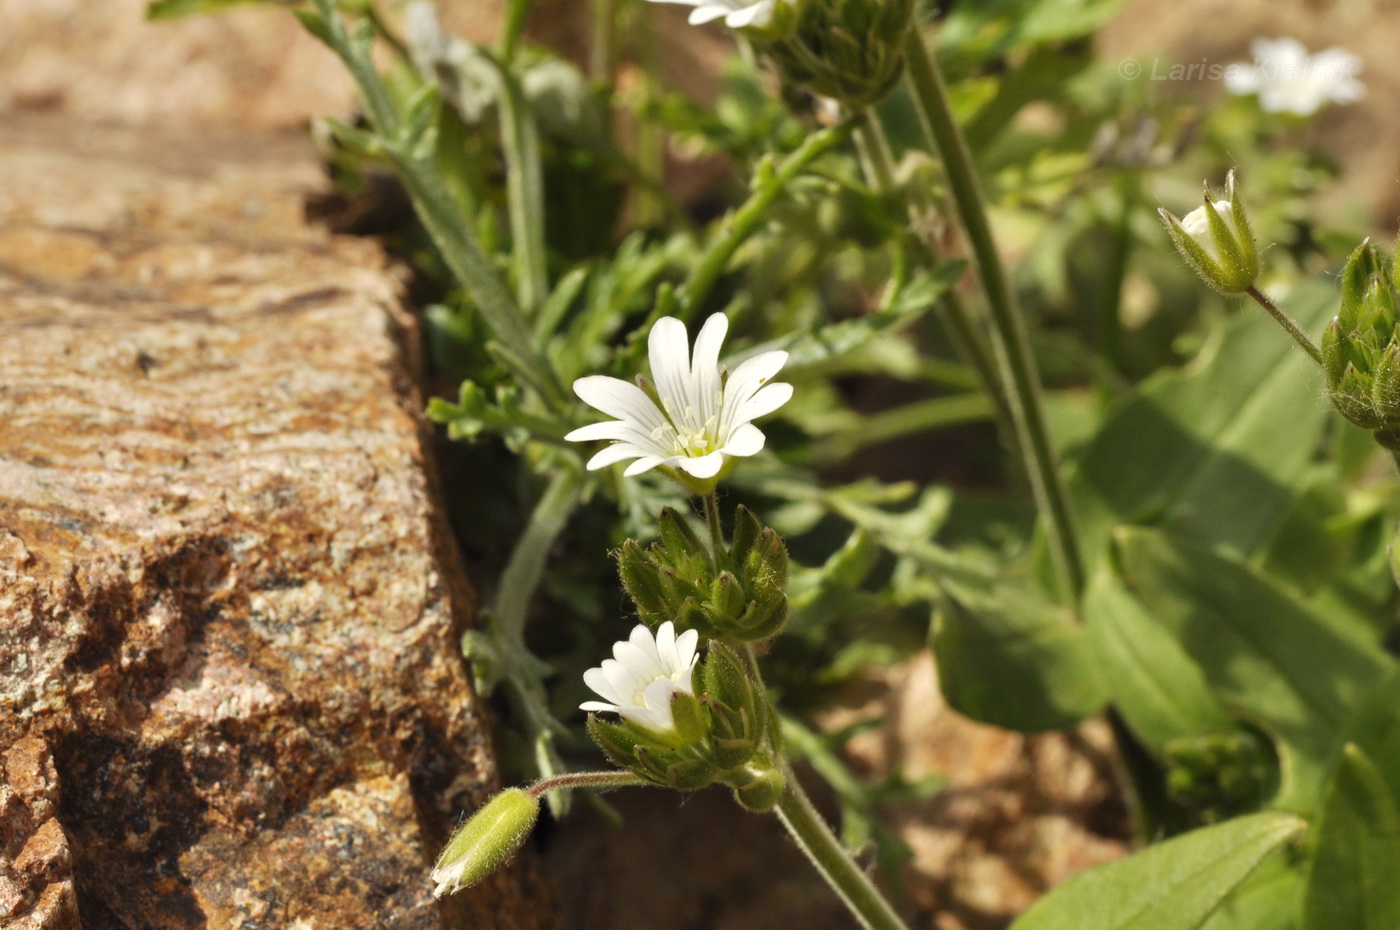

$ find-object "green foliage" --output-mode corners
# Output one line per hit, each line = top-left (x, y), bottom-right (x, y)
(1303, 745), (1400, 930)
(1012, 813), (1306, 930)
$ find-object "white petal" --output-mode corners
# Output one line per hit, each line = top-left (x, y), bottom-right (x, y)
(580, 699), (620, 713)
(727, 350), (789, 397)
(690, 313), (729, 422)
(628, 623), (665, 675)
(586, 443), (648, 470)
(648, 317), (693, 416)
(674, 628), (700, 677)
(655, 621), (679, 671)
(602, 658), (646, 704)
(677, 450), (725, 479)
(720, 422), (766, 457)
(565, 420), (656, 443)
(573, 376), (667, 430)
(583, 666), (625, 705)
(724, 0), (774, 28)
(687, 3), (732, 23)
(620, 703), (673, 733)
(737, 382), (793, 422)
(622, 455), (666, 477)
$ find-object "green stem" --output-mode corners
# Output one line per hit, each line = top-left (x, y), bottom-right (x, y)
(494, 469), (583, 638)
(1245, 286), (1323, 365)
(902, 29), (1084, 603)
(500, 0), (535, 62)
(852, 112), (897, 192)
(589, 0), (617, 85)
(680, 123), (854, 319)
(703, 492), (725, 561)
(528, 770), (649, 797)
(774, 767), (911, 930)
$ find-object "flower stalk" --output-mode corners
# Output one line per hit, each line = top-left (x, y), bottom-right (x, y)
(901, 28), (1084, 602)
(1246, 285), (1324, 365)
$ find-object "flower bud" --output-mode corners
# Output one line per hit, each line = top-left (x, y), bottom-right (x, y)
(1159, 170), (1260, 295)
(702, 642), (768, 769)
(760, 0), (914, 107)
(616, 506), (789, 642)
(1322, 238), (1400, 446)
(431, 788), (540, 897)
(1162, 731), (1272, 821)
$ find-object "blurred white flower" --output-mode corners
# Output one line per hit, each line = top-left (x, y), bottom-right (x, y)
(646, 0), (788, 30)
(581, 622), (701, 736)
(1225, 37), (1365, 116)
(565, 313), (792, 481)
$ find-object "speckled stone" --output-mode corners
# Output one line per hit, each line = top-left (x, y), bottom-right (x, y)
(0, 116), (549, 930)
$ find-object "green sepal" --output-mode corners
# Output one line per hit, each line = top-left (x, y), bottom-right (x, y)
(617, 539), (670, 626)
(1334, 364), (1384, 429)
(729, 505), (764, 569)
(431, 788), (540, 896)
(586, 714), (666, 784)
(668, 691), (710, 747)
(1321, 317), (1347, 389)
(1226, 171), (1260, 278)
(711, 571), (749, 623)
(702, 642), (766, 769)
(658, 508), (707, 562)
(727, 751), (787, 813)
(1161, 209), (1235, 295)
(1372, 341), (1400, 421)
(1340, 239), (1382, 325)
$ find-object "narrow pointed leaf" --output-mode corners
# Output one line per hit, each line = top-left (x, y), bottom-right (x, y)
(1303, 745), (1400, 930)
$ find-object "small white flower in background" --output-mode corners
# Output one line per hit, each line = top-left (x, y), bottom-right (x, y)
(565, 313), (792, 481)
(581, 622), (701, 736)
(1225, 37), (1365, 117)
(646, 0), (788, 30)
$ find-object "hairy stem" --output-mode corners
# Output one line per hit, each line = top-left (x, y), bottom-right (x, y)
(902, 28), (1084, 603)
(774, 768), (911, 930)
(1246, 286), (1324, 365)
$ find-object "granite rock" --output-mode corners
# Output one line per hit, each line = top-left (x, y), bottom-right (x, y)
(0, 116), (548, 930)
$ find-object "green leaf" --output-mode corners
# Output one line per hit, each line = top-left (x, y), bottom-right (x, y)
(1339, 668), (1400, 805)
(933, 578), (1107, 732)
(146, 0), (281, 19)
(1067, 279), (1334, 572)
(1012, 812), (1306, 930)
(1198, 856), (1304, 930)
(1114, 527), (1394, 811)
(1303, 745), (1400, 930)
(1084, 570), (1235, 754)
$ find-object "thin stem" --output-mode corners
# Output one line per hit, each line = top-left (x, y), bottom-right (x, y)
(1246, 286), (1323, 365)
(500, 0), (535, 62)
(774, 767), (911, 930)
(680, 123), (854, 319)
(902, 28), (1084, 603)
(528, 770), (650, 797)
(852, 112), (896, 193)
(495, 63), (550, 313)
(703, 492), (725, 561)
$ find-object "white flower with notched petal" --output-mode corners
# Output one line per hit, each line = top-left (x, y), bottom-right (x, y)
(581, 622), (701, 737)
(1224, 37), (1365, 117)
(565, 313), (792, 484)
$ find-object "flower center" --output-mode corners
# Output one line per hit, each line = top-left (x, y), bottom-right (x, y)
(655, 398), (722, 458)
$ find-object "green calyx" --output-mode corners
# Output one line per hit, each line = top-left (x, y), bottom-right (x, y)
(585, 644), (771, 790)
(1323, 238), (1400, 444)
(618, 506), (789, 643)
(1159, 170), (1260, 295)
(760, 0), (914, 107)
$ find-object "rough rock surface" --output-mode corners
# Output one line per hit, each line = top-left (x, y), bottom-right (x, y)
(0, 116), (547, 929)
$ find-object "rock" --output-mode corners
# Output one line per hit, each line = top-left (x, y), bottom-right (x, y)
(0, 115), (549, 929)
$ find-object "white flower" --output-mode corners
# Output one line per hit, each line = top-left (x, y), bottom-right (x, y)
(646, 0), (787, 29)
(1224, 37), (1365, 117)
(565, 313), (792, 481)
(581, 622), (701, 735)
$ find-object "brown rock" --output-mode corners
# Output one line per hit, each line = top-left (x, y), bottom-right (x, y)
(0, 116), (549, 929)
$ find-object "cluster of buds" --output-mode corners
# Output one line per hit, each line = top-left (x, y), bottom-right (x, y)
(1322, 239), (1400, 447)
(762, 0), (914, 108)
(584, 629), (785, 811)
(1162, 731), (1273, 823)
(1159, 170), (1260, 296)
(618, 506), (789, 642)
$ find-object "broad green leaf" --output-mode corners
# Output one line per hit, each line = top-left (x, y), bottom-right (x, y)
(1013, 812), (1306, 930)
(1198, 856), (1303, 930)
(1085, 571), (1235, 753)
(1067, 279), (1334, 572)
(933, 578), (1107, 732)
(1303, 745), (1400, 930)
(1338, 668), (1400, 807)
(1114, 527), (1393, 811)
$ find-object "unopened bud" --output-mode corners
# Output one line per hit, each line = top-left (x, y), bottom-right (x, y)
(431, 788), (540, 897)
(1160, 170), (1259, 295)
